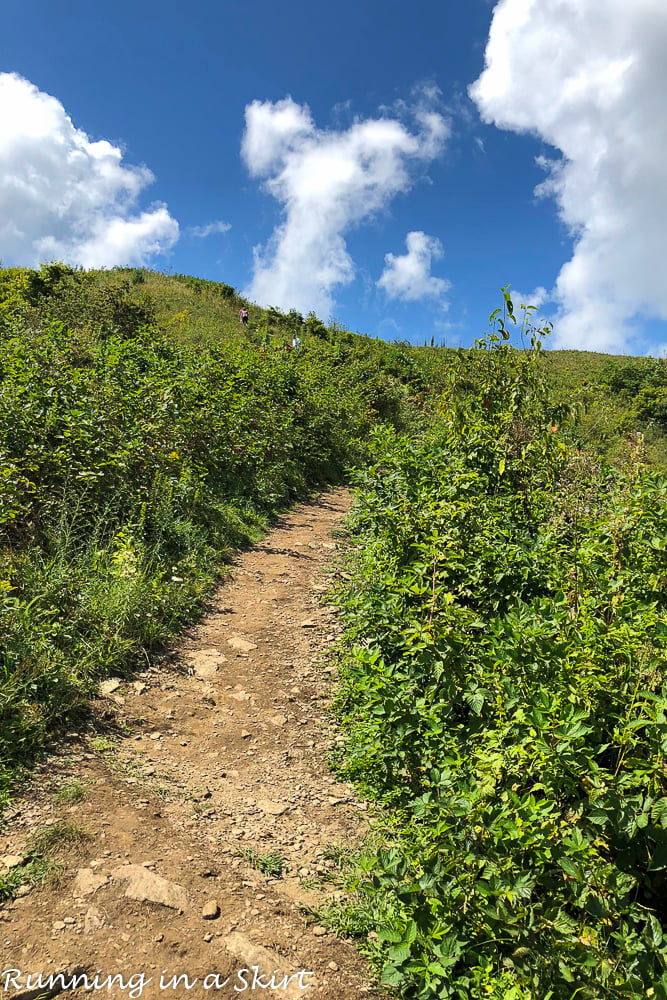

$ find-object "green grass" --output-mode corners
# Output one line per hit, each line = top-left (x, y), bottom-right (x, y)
(540, 348), (635, 390)
(141, 271), (255, 349)
(1, 264), (419, 800)
(54, 780), (87, 804)
(0, 820), (90, 900)
(4, 267), (667, 994)
(236, 847), (286, 879)
(29, 821), (90, 855)
(0, 853), (62, 901)
(88, 736), (119, 753)
(0, 821), (88, 902)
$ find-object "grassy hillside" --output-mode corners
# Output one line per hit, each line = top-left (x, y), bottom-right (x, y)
(0, 263), (427, 804)
(8, 262), (667, 453)
(3, 263), (667, 995)
(2, 263), (664, 784)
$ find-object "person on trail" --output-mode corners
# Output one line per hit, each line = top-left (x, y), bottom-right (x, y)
(291, 333), (301, 351)
(239, 307), (249, 326)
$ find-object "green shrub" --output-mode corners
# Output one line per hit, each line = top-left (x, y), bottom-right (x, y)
(332, 305), (667, 998)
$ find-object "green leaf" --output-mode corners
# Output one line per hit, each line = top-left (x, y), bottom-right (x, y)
(388, 944), (412, 963)
(379, 965), (403, 987)
(648, 913), (664, 947)
(378, 926), (403, 944)
(588, 809), (608, 826)
(465, 689), (486, 715)
(557, 858), (578, 878)
(558, 960), (575, 982)
(652, 798), (667, 828)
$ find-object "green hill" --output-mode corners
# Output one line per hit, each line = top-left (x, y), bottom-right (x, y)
(0, 262), (429, 803)
(3, 262), (667, 995)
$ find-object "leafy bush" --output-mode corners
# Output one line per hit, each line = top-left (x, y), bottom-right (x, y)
(17, 263), (157, 338)
(332, 306), (667, 998)
(172, 273), (237, 301)
(602, 358), (667, 399)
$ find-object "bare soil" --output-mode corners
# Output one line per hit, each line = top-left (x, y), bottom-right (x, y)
(1, 488), (381, 999)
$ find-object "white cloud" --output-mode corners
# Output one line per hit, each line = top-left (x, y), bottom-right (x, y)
(188, 221), (232, 238)
(241, 94), (449, 317)
(470, 0), (667, 352)
(242, 98), (315, 178)
(507, 286), (548, 311)
(377, 230), (451, 303)
(0, 72), (178, 268)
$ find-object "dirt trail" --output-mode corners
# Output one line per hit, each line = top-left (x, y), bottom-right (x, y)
(1, 488), (379, 999)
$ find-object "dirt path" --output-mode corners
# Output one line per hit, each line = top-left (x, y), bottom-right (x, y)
(1, 488), (379, 999)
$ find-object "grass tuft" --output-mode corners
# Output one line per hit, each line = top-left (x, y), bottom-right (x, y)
(54, 780), (87, 804)
(236, 847), (285, 879)
(29, 821), (90, 855)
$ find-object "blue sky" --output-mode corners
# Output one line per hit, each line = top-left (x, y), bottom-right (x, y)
(1, 0), (666, 354)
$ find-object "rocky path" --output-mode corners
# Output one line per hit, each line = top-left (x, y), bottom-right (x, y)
(0, 488), (379, 999)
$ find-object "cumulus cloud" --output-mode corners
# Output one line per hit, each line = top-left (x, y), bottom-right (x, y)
(377, 230), (451, 303)
(470, 0), (667, 352)
(188, 221), (231, 238)
(0, 72), (178, 268)
(241, 94), (449, 316)
(507, 286), (549, 311)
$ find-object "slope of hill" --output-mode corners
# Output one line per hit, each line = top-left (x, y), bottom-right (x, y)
(0, 262), (429, 805)
(3, 263), (667, 997)
(2, 263), (665, 790)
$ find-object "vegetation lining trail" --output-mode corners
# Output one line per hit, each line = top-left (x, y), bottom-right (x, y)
(325, 321), (667, 999)
(0, 262), (422, 799)
(4, 264), (667, 997)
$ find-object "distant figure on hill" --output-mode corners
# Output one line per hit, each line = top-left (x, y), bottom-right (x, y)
(239, 307), (249, 326)
(291, 334), (301, 351)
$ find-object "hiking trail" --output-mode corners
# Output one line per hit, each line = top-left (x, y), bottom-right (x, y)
(1, 487), (381, 999)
